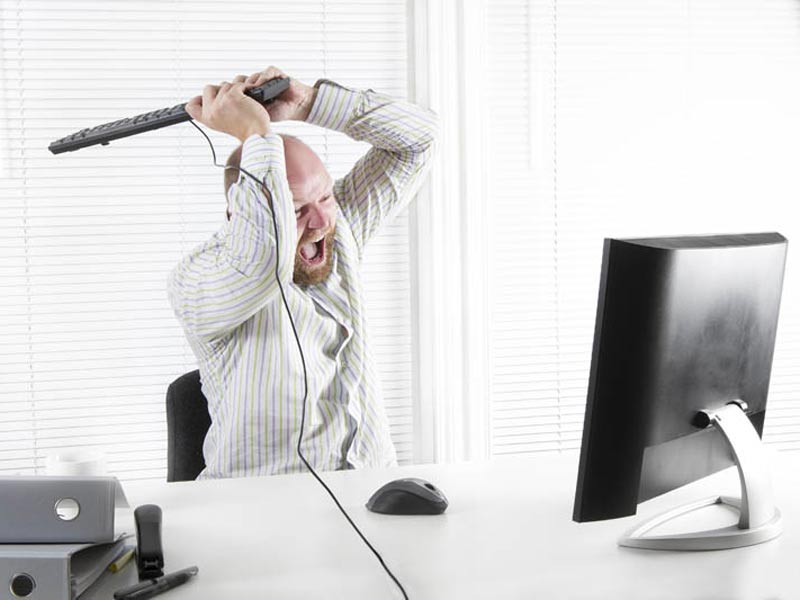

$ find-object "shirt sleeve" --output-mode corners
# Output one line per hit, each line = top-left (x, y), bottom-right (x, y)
(306, 80), (440, 255)
(166, 133), (296, 343)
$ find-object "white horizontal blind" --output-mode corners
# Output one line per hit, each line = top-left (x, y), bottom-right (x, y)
(486, 0), (569, 454)
(0, 0), (414, 481)
(487, 0), (800, 456)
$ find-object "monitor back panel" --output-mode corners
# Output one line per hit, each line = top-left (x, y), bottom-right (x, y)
(573, 233), (787, 522)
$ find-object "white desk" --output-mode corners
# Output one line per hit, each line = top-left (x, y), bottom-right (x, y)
(86, 451), (800, 599)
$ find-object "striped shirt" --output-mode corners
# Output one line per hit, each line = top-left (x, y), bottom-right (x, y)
(167, 80), (439, 478)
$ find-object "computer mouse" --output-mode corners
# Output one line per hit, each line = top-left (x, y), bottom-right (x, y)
(366, 477), (449, 515)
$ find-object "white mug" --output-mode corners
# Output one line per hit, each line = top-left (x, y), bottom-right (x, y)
(45, 449), (107, 477)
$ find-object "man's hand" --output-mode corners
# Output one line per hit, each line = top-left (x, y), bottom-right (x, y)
(246, 66), (317, 122)
(185, 80), (270, 142)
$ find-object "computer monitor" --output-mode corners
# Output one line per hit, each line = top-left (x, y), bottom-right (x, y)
(573, 232), (787, 550)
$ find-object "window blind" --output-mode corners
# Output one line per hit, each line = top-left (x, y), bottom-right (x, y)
(0, 0), (414, 480)
(486, 0), (800, 456)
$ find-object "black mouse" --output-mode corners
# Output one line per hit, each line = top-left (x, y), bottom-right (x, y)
(366, 477), (449, 515)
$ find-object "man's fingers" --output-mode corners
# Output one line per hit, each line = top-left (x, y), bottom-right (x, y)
(253, 66), (286, 88)
(230, 82), (248, 94)
(217, 81), (231, 102)
(184, 95), (202, 120)
(190, 79), (269, 140)
(233, 74), (247, 84)
(202, 84), (219, 110)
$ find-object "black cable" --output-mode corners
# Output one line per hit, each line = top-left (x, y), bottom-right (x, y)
(189, 120), (409, 600)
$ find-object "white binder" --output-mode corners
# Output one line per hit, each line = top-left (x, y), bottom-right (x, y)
(0, 476), (128, 544)
(0, 537), (129, 600)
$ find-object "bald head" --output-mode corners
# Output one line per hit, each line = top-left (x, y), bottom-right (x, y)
(224, 134), (338, 286)
(282, 135), (330, 201)
(224, 134), (330, 199)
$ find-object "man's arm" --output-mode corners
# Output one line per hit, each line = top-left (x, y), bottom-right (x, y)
(247, 67), (440, 253)
(167, 81), (296, 343)
(308, 80), (440, 253)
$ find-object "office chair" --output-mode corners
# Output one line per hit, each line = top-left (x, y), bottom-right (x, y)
(165, 370), (211, 482)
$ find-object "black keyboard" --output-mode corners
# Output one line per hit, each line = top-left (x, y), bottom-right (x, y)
(48, 78), (291, 154)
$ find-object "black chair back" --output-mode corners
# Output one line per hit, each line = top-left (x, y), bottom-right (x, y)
(165, 370), (211, 482)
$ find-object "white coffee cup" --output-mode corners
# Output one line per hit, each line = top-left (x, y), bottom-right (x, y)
(45, 449), (107, 477)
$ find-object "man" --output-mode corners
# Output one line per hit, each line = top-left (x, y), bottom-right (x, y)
(168, 66), (439, 479)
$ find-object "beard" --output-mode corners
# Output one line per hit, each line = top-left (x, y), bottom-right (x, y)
(293, 226), (336, 286)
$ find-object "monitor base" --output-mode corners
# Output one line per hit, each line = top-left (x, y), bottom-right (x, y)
(619, 402), (783, 551)
(619, 495), (782, 551)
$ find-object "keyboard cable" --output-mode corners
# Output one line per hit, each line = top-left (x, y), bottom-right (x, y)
(190, 120), (410, 600)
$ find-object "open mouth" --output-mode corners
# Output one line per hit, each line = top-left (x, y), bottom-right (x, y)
(299, 238), (326, 267)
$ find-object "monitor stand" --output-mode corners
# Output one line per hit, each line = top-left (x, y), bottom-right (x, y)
(618, 401), (782, 551)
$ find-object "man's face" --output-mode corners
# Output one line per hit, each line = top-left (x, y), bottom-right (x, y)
(289, 165), (337, 286)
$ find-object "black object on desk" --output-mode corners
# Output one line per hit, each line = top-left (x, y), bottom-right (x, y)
(366, 477), (449, 515)
(135, 504), (164, 579)
(113, 566), (199, 600)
